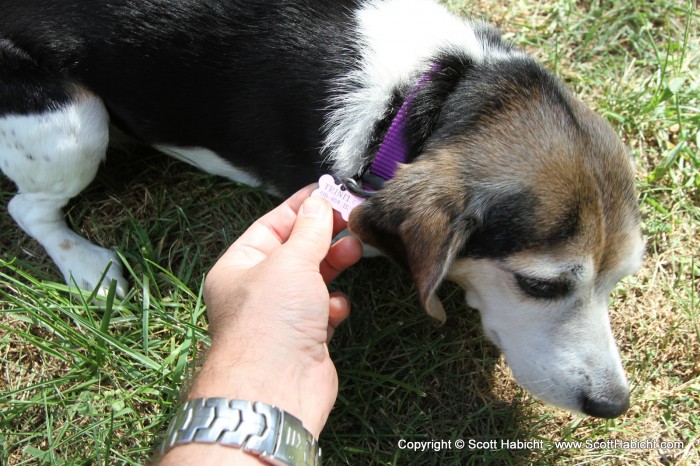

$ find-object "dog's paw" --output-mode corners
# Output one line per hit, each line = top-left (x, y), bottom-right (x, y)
(53, 239), (128, 298)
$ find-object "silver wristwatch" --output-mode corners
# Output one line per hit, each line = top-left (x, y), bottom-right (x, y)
(160, 398), (322, 466)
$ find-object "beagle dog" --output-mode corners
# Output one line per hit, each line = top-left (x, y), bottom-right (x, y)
(0, 0), (643, 418)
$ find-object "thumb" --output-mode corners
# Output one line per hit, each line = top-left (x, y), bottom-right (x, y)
(281, 197), (334, 266)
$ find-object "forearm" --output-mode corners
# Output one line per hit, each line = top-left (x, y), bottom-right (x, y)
(158, 443), (265, 465)
(155, 193), (354, 465)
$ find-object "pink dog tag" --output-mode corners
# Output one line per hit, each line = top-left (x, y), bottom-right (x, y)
(311, 174), (365, 221)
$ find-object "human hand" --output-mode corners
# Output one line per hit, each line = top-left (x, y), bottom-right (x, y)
(189, 185), (363, 438)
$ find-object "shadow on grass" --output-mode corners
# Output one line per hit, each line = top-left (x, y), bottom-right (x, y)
(325, 258), (551, 465)
(1, 145), (558, 465)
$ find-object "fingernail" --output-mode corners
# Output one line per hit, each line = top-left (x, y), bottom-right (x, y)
(301, 197), (328, 217)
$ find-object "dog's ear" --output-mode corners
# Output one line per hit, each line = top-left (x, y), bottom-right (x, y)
(348, 173), (474, 323)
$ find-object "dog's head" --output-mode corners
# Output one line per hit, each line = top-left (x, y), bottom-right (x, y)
(349, 58), (643, 418)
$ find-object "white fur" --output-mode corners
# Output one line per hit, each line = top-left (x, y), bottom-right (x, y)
(154, 145), (267, 189)
(0, 95), (127, 296)
(322, 0), (521, 178)
(447, 241), (644, 414)
(600, 232), (646, 291)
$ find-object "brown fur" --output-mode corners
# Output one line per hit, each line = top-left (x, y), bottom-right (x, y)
(349, 79), (639, 322)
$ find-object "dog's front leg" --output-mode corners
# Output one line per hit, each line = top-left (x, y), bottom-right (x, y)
(1, 91), (127, 297)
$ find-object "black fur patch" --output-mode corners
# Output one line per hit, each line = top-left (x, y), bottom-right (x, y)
(405, 53), (476, 162)
(0, 38), (74, 116)
(461, 190), (582, 259)
(461, 190), (539, 259)
(0, 0), (364, 195)
(428, 57), (581, 146)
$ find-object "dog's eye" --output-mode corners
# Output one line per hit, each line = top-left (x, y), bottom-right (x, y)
(514, 274), (570, 300)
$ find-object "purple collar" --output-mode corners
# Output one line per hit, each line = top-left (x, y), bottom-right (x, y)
(345, 63), (441, 196)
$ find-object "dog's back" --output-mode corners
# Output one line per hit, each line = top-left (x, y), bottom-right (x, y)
(1, 0), (364, 191)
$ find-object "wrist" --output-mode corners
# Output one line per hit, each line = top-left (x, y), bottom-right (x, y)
(188, 342), (335, 438)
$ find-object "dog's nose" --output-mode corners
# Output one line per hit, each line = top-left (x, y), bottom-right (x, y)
(581, 388), (630, 418)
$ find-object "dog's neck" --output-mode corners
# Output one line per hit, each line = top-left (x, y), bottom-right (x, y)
(321, 0), (521, 179)
(350, 63), (444, 192)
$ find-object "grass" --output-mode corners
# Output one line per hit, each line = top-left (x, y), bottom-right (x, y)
(1, 0), (698, 464)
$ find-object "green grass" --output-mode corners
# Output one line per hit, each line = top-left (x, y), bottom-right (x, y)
(1, 0), (698, 464)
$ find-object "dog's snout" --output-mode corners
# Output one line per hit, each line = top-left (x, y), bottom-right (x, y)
(581, 387), (630, 419)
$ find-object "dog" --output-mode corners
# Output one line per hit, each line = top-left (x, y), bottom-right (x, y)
(0, 0), (643, 418)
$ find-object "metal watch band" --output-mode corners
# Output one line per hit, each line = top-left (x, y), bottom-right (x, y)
(160, 398), (322, 466)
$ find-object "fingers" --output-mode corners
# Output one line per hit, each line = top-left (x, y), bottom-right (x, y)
(254, 185), (349, 244)
(228, 186), (315, 258)
(254, 185), (318, 243)
(327, 291), (351, 342)
(332, 209), (350, 237)
(280, 197), (335, 267)
(320, 236), (363, 284)
(219, 185), (351, 270)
